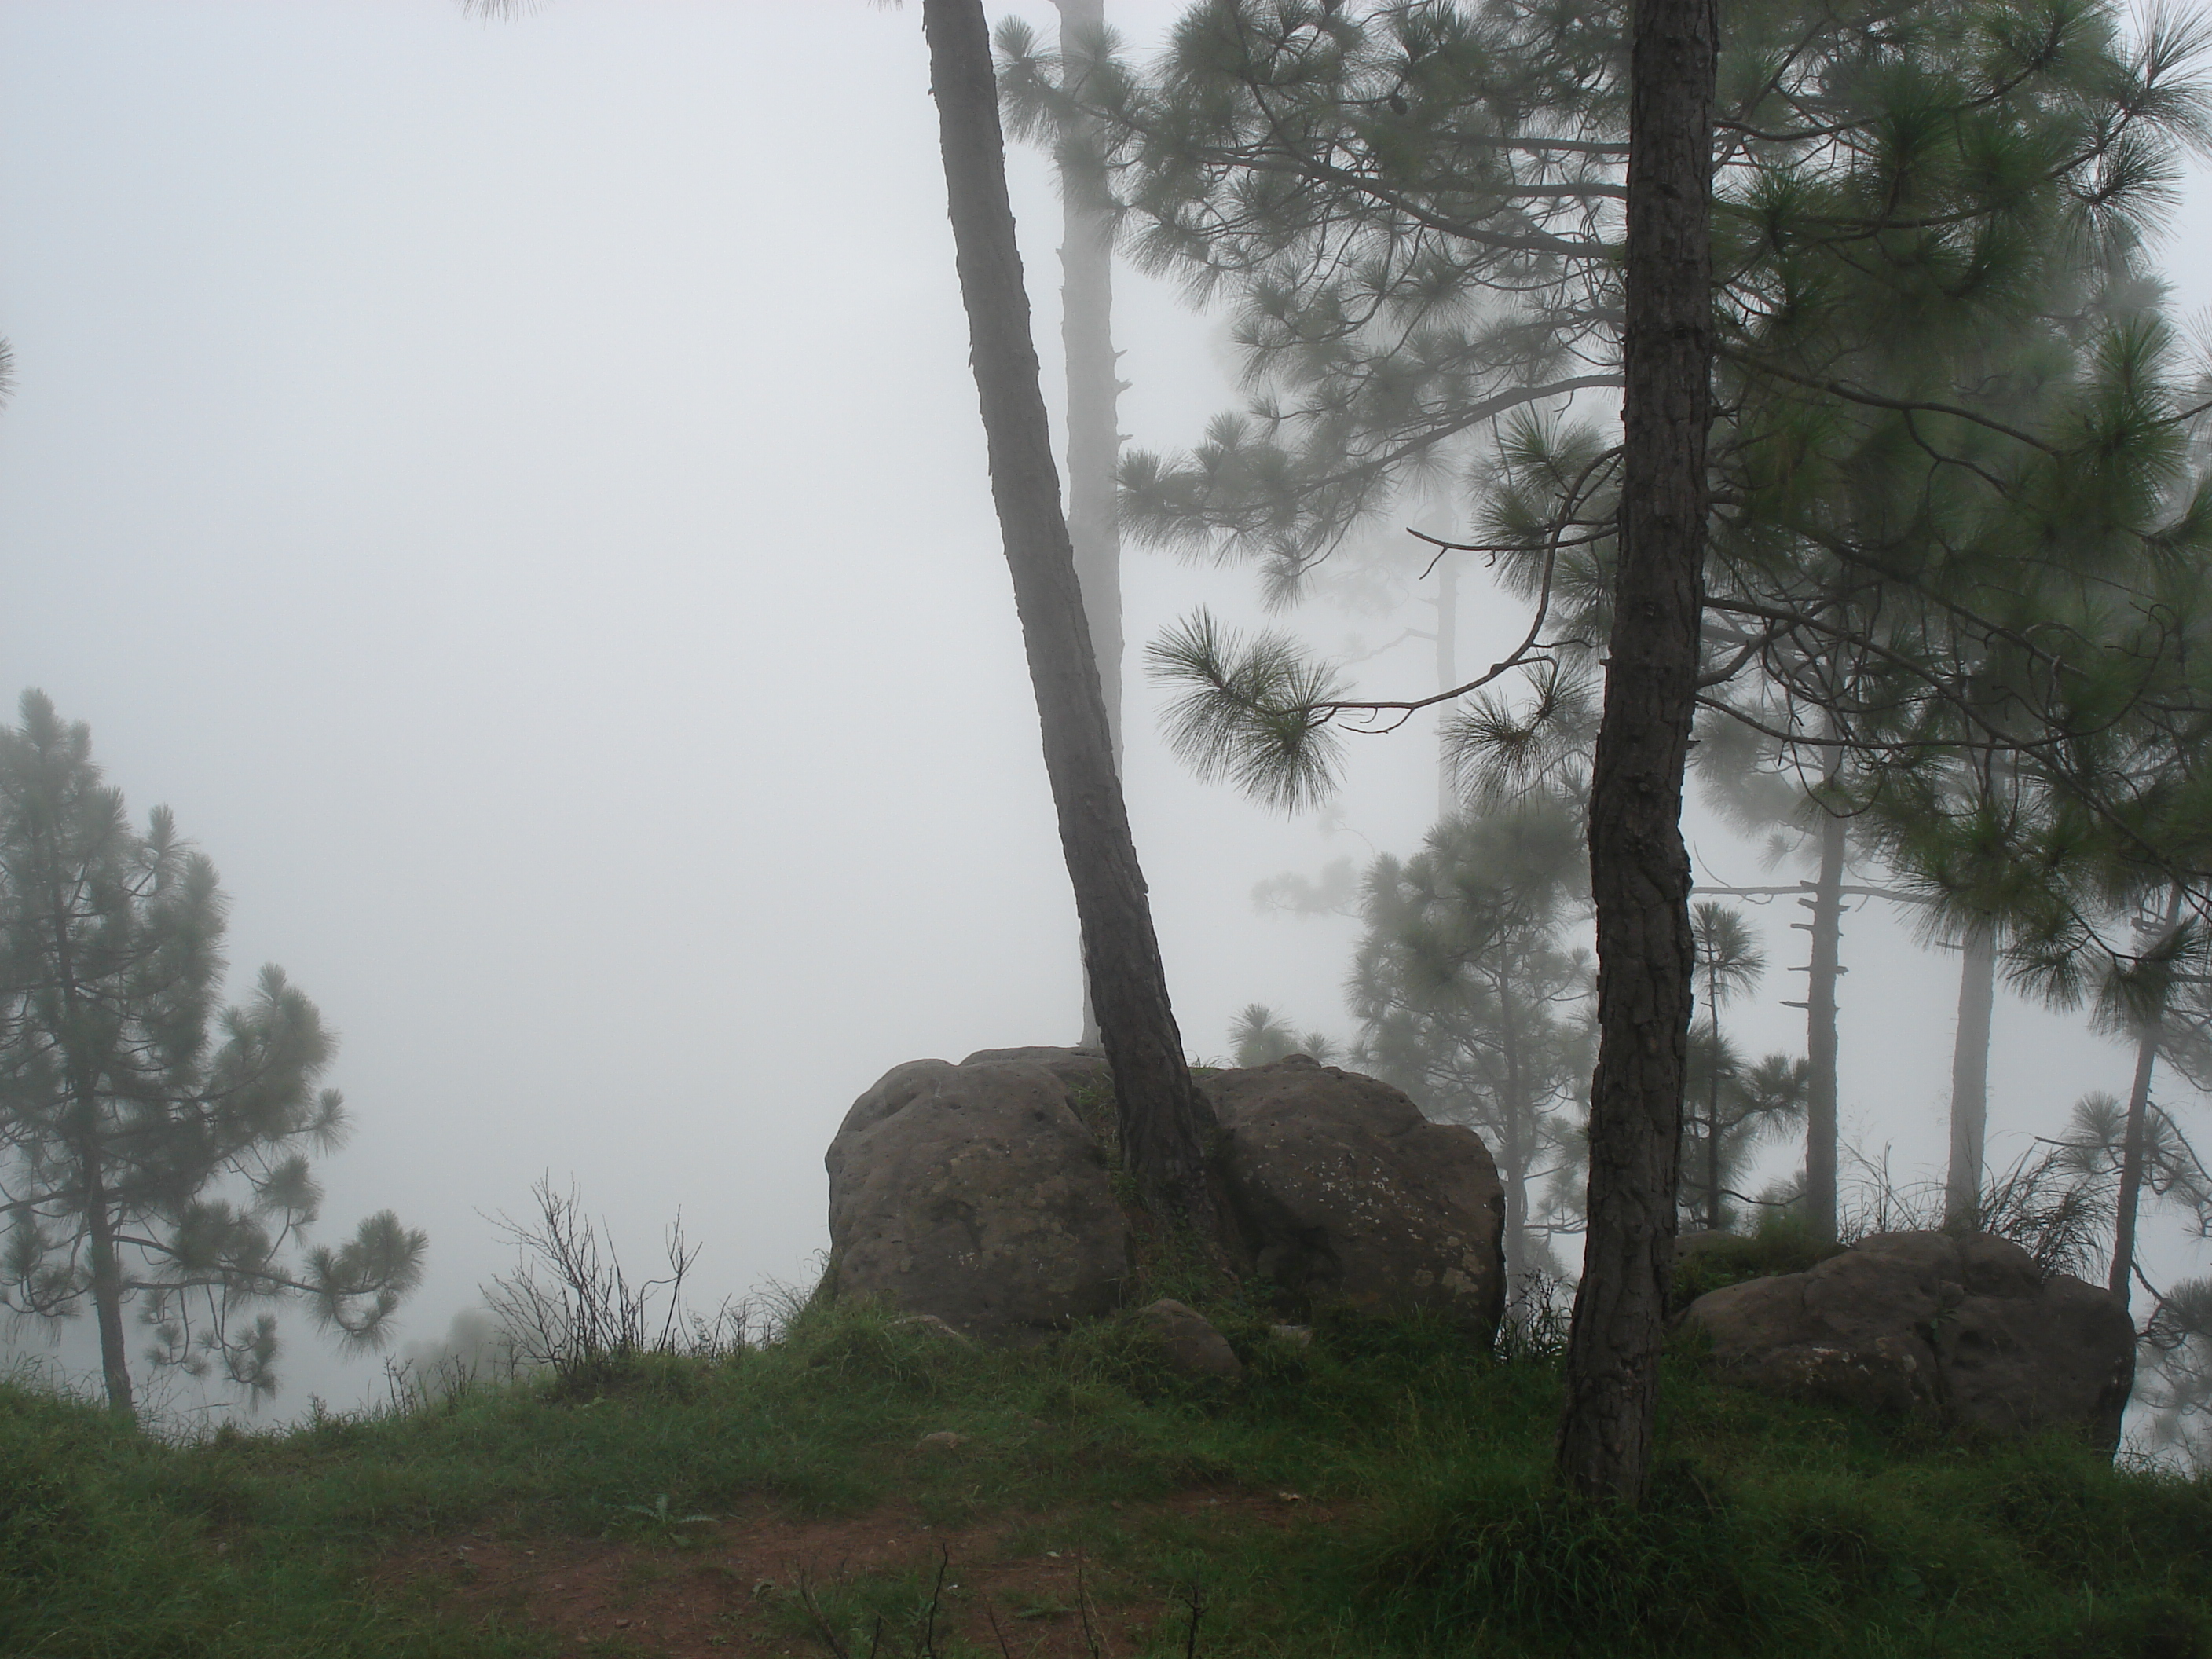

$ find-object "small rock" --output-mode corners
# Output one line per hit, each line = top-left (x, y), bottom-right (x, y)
(1268, 1324), (1313, 1347)
(1132, 1298), (1243, 1379)
(916, 1430), (969, 1451)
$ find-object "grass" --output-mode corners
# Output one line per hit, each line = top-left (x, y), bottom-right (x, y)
(1667, 1211), (1848, 1312)
(4, 1290), (2210, 1657)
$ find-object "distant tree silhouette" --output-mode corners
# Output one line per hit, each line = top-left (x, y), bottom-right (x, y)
(0, 692), (423, 1412)
(1350, 797), (1593, 1281)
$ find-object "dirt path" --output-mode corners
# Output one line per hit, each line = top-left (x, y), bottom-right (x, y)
(381, 1490), (1326, 1657)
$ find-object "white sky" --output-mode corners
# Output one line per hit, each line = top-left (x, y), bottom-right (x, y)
(2, 1), (2208, 1414)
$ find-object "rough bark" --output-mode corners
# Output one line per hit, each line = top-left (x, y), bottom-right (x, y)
(1801, 804), (1846, 1241)
(1944, 923), (1996, 1225)
(923, 0), (1221, 1235)
(1555, 0), (1716, 1506)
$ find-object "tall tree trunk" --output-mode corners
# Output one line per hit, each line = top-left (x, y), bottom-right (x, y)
(1705, 1016), (1723, 1232)
(1506, 1166), (1529, 1286)
(49, 852), (134, 1412)
(1555, 0), (1716, 1507)
(1944, 922), (1996, 1226)
(1054, 0), (1124, 1048)
(1499, 990), (1525, 1281)
(1800, 802), (1845, 1241)
(2109, 886), (2182, 1309)
(1436, 555), (1460, 819)
(923, 0), (1221, 1234)
(1053, 0), (1122, 767)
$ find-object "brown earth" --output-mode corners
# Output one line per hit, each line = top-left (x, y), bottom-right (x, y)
(378, 1489), (1331, 1657)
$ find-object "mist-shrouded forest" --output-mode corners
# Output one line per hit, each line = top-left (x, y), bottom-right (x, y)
(4, 0), (2212, 1468)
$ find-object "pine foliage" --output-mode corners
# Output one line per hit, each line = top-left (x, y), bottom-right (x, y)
(0, 691), (424, 1408)
(1002, 0), (2212, 931)
(1347, 794), (1592, 1277)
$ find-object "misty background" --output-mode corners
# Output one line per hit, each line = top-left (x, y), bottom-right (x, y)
(2, 0), (2208, 1414)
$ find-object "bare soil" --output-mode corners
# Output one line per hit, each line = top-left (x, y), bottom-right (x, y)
(380, 1489), (1331, 1657)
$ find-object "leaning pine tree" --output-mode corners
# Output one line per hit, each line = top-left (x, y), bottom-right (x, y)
(0, 691), (425, 1412)
(921, 0), (1222, 1239)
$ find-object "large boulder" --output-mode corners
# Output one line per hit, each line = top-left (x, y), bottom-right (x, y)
(960, 1046), (1115, 1138)
(825, 1054), (1130, 1340)
(1679, 1230), (2136, 1449)
(825, 1049), (1509, 1345)
(1203, 1057), (1506, 1337)
(960, 1046), (1113, 1101)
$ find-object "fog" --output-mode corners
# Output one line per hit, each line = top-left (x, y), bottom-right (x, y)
(2, 1), (2209, 1415)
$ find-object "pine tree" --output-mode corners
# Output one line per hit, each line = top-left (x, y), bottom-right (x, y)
(1347, 796), (1593, 1281)
(1558, 0), (1716, 1504)
(1016, 0), (2211, 1500)
(1862, 760), (2041, 1225)
(1680, 903), (1805, 1231)
(923, 0), (1225, 1239)
(1044, 1), (1127, 771)
(2037, 884), (2210, 1308)
(0, 692), (424, 1412)
(1005, 1), (1131, 1046)
(1229, 1003), (1339, 1064)
(1680, 1035), (1808, 1228)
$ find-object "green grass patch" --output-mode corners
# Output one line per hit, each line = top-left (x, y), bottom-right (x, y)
(1669, 1212), (1848, 1312)
(2, 1294), (2207, 1656)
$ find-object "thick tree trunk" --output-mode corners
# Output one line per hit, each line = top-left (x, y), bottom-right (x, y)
(1801, 807), (1845, 1241)
(924, 0), (1221, 1234)
(1944, 923), (1996, 1226)
(1054, 0), (1124, 1049)
(1555, 0), (1715, 1507)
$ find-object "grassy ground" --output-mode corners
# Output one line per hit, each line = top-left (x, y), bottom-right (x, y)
(5, 1284), (2210, 1659)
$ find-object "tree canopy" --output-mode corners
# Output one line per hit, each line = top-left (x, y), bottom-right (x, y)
(0, 691), (424, 1411)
